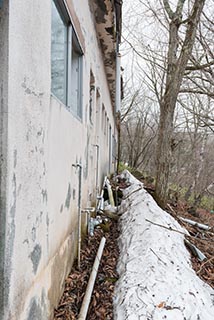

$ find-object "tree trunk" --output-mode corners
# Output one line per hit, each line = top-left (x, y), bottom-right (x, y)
(155, 99), (175, 207)
(155, 0), (206, 208)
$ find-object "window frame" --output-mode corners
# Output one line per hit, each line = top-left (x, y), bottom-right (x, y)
(51, 0), (84, 121)
(51, 0), (69, 105)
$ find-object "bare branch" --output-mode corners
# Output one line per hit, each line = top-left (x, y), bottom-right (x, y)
(162, 0), (174, 20)
(175, 0), (186, 19)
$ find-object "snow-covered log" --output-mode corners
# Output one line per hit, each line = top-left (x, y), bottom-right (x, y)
(114, 170), (214, 320)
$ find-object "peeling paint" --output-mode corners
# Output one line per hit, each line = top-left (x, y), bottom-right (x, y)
(27, 297), (42, 320)
(30, 244), (42, 274)
(22, 79), (44, 98)
(43, 162), (46, 176)
(94, 0), (108, 24)
(46, 212), (49, 254)
(41, 189), (48, 203)
(37, 127), (43, 137)
(41, 288), (46, 308)
(65, 183), (71, 209)
(105, 26), (114, 36)
(46, 213), (49, 228)
(31, 227), (36, 242)
(13, 149), (17, 168)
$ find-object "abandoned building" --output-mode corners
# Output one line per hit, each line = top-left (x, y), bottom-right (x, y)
(0, 0), (122, 319)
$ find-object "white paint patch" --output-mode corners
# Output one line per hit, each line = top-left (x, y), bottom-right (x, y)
(114, 170), (214, 320)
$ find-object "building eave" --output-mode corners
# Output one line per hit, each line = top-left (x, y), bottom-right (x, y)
(90, 0), (122, 107)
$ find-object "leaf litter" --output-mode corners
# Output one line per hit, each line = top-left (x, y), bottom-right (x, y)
(54, 220), (119, 320)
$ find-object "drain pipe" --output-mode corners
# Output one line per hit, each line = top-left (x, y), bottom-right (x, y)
(78, 237), (106, 320)
(72, 163), (82, 270)
(96, 176), (107, 213)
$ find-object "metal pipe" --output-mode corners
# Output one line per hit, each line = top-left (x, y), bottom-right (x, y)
(78, 237), (106, 320)
(96, 176), (107, 213)
(72, 163), (82, 270)
(81, 207), (95, 236)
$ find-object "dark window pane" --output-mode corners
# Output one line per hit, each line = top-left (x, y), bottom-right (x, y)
(51, 1), (67, 104)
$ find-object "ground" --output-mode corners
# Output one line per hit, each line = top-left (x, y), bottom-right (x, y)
(54, 220), (119, 319)
(54, 171), (214, 319)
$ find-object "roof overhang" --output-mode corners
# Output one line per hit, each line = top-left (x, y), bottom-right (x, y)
(90, 0), (122, 107)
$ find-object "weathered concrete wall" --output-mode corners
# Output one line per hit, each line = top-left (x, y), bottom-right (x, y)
(5, 1), (52, 318)
(0, 1), (9, 319)
(2, 0), (118, 319)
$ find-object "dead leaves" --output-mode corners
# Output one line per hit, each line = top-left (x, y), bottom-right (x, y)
(54, 221), (119, 319)
(167, 205), (214, 288)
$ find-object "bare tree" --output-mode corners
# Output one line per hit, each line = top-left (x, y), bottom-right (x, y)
(120, 84), (157, 171)
(154, 0), (206, 207)
(121, 0), (214, 208)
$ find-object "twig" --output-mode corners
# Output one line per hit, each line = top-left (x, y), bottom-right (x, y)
(123, 187), (143, 200)
(145, 219), (187, 236)
(150, 248), (167, 266)
(197, 256), (214, 275)
(167, 203), (177, 215)
(145, 219), (214, 246)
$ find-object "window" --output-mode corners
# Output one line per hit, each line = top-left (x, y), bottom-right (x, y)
(68, 34), (83, 118)
(51, 0), (83, 119)
(51, 0), (68, 105)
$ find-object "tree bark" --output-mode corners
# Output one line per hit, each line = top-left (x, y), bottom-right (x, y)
(155, 0), (206, 208)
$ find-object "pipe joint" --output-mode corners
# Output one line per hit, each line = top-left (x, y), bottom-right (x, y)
(89, 217), (102, 236)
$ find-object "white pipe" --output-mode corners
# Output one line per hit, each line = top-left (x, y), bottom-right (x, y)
(78, 237), (106, 320)
(73, 163), (82, 270)
(106, 178), (115, 207)
(179, 217), (211, 231)
(77, 164), (82, 270)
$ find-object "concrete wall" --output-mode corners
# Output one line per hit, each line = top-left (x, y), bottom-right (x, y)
(0, 1), (9, 319)
(1, 0), (117, 319)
